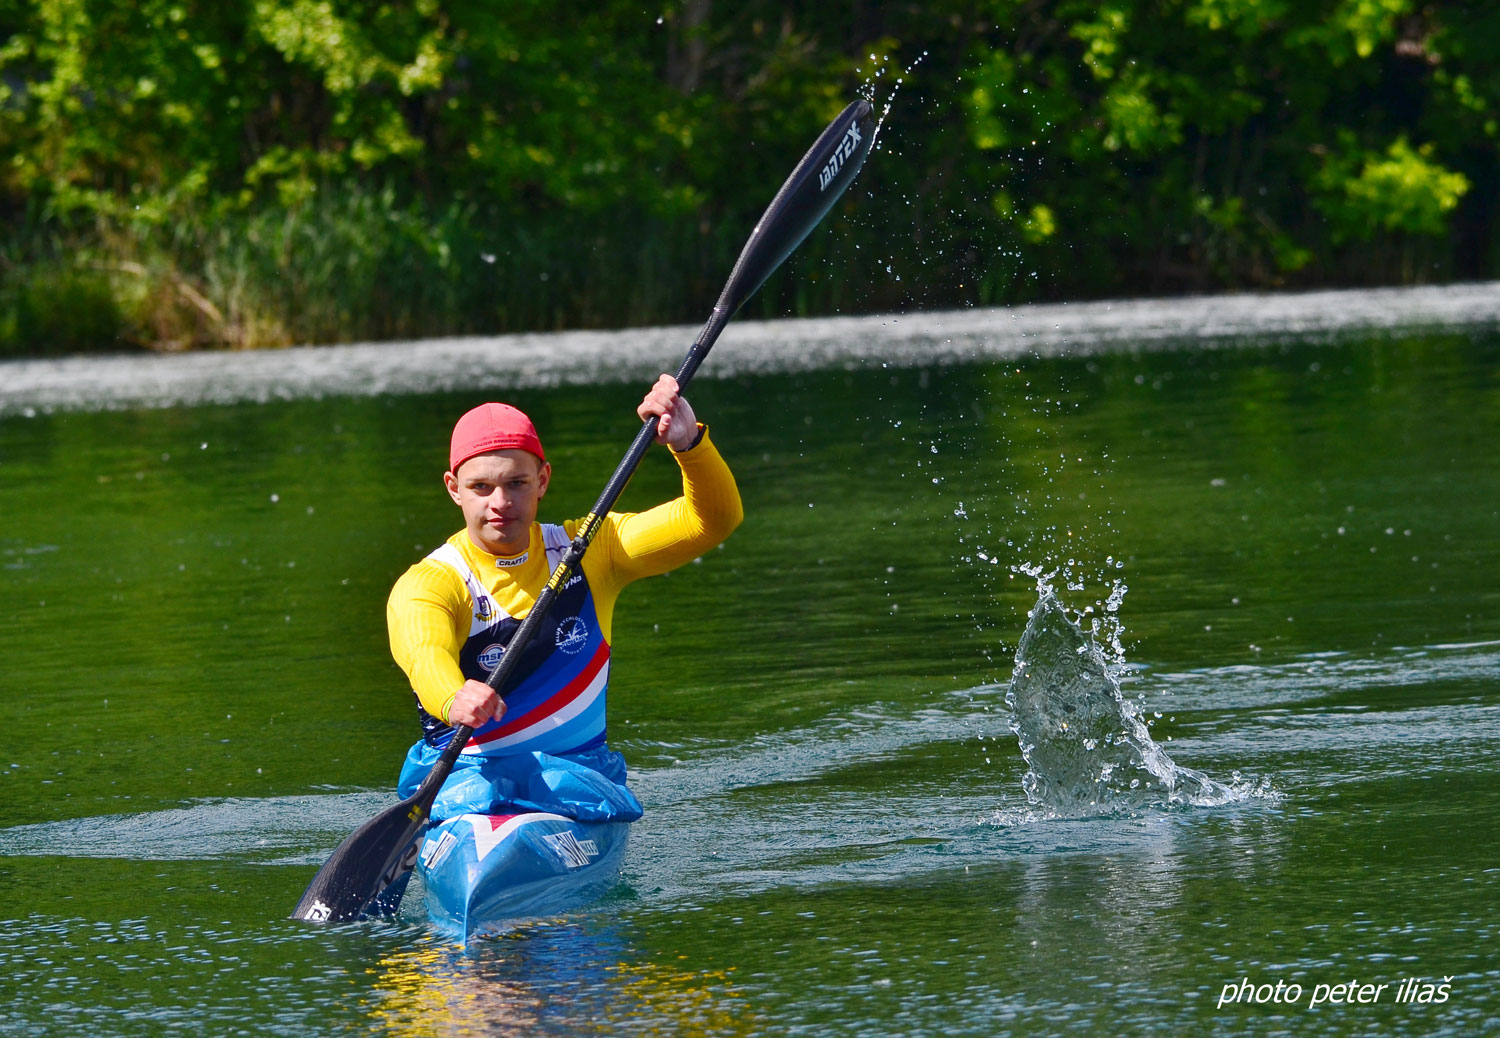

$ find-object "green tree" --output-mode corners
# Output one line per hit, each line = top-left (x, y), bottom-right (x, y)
(1, 1), (1497, 354)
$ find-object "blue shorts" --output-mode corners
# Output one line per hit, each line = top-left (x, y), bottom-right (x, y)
(396, 740), (644, 823)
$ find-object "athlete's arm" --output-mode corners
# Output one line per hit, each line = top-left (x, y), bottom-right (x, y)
(600, 376), (743, 583)
(387, 561), (503, 725)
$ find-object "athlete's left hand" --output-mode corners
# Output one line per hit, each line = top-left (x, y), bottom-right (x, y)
(638, 374), (700, 451)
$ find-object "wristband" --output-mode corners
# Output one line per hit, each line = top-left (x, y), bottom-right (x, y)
(671, 422), (707, 453)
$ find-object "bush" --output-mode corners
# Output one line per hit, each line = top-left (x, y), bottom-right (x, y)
(0, 263), (133, 357)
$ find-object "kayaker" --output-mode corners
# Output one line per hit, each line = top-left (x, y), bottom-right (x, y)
(386, 376), (742, 823)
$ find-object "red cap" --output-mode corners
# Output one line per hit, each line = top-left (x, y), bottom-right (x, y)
(449, 403), (545, 472)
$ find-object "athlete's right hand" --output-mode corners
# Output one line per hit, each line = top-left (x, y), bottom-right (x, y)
(447, 679), (505, 728)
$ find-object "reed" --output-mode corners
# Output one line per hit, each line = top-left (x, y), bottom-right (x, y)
(1, 183), (894, 357)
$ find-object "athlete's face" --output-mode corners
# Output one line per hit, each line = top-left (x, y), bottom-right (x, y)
(445, 450), (551, 556)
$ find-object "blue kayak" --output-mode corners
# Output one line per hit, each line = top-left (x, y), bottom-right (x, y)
(416, 812), (630, 940)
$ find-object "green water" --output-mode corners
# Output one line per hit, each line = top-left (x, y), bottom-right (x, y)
(2, 327), (1498, 1036)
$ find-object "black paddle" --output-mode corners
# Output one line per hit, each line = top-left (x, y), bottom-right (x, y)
(291, 98), (876, 924)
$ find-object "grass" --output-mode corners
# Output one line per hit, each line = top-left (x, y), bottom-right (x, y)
(0, 183), (886, 357)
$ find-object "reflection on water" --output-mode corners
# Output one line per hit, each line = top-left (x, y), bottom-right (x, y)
(367, 934), (570, 1038)
(366, 922), (758, 1038)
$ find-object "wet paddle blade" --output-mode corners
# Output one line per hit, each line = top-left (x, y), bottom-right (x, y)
(289, 794), (428, 922)
(717, 98), (875, 316)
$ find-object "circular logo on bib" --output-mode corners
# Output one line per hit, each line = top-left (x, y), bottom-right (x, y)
(476, 642), (506, 672)
(555, 616), (588, 654)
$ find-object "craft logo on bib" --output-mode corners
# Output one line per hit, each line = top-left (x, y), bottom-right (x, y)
(555, 617), (588, 654)
(477, 642), (505, 672)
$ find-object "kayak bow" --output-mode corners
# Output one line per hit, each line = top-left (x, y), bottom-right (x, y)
(417, 812), (631, 940)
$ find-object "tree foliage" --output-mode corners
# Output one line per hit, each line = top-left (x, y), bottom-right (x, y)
(1, 0), (1495, 352)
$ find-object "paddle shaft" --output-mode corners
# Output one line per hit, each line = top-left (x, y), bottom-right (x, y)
(412, 303), (731, 803)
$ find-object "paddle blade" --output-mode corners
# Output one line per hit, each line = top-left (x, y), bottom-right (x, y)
(718, 98), (876, 316)
(290, 794), (428, 923)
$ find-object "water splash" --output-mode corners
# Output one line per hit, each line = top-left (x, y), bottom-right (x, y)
(857, 49), (928, 132)
(1006, 575), (1260, 814)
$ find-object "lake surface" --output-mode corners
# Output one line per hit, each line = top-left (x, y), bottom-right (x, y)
(2, 287), (1498, 1036)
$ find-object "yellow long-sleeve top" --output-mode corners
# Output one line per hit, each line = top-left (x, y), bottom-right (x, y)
(387, 428), (743, 725)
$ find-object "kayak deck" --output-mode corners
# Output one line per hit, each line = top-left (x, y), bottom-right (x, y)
(416, 812), (630, 940)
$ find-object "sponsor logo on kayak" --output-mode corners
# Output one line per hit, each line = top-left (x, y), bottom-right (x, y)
(420, 829), (459, 870)
(555, 617), (588, 654)
(477, 642), (506, 672)
(542, 830), (600, 869)
(818, 121), (863, 192)
(493, 551), (528, 568)
(305, 899), (332, 922)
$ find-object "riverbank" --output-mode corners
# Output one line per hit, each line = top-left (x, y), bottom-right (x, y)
(4, 282), (1498, 417)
